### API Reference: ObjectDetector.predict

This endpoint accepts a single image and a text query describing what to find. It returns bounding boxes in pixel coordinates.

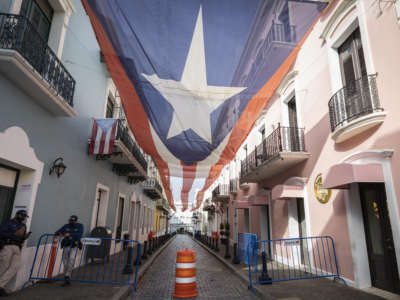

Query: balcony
[229,179,238,195]
[156,198,169,213]
[212,184,230,203]
[266,21,296,49]
[202,199,215,213]
[0,13,76,116]
[90,119,148,183]
[142,178,163,200]
[328,74,386,143]
[240,125,309,183]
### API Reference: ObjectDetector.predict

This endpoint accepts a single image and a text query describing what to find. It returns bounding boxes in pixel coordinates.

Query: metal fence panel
[26,234,141,293]
[247,236,346,289]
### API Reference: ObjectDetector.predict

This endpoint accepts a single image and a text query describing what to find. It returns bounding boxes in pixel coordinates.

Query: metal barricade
[247,236,346,290]
[25,234,141,293]
[237,232,258,265]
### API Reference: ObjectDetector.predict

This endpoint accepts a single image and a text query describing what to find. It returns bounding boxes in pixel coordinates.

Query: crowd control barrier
[25,234,141,293]
[247,236,346,290]
[238,233,258,265]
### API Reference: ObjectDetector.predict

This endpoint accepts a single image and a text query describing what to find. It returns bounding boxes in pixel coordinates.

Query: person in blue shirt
[0,210,31,297]
[55,215,83,286]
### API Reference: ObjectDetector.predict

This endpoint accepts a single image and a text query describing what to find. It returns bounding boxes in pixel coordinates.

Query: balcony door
[20,0,53,42]
[359,183,400,294]
[338,29,371,121]
[287,97,300,152]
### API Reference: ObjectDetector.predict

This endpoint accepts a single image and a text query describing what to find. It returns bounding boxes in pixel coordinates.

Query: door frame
[0,163,20,223]
[342,150,400,288]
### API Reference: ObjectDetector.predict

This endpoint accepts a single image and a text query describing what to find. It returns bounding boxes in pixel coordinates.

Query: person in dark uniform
[55,215,83,286]
[0,210,31,297]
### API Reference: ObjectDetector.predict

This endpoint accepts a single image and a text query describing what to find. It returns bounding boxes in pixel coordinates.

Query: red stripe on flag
[89,120,98,155]
[180,163,197,212]
[98,131,106,155]
[108,120,117,154]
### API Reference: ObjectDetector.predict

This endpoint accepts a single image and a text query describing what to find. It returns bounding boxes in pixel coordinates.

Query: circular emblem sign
[314,173,331,204]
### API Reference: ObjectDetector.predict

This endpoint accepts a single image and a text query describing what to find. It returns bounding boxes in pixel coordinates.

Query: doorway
[0,165,19,224]
[359,183,400,294]
[260,205,272,258]
[296,198,307,264]
[244,208,250,233]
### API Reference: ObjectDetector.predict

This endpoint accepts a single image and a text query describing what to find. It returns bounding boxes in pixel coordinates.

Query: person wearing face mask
[55,215,84,287]
[0,210,31,297]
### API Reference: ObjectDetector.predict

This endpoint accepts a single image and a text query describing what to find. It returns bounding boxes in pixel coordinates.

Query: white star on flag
[142,6,246,144]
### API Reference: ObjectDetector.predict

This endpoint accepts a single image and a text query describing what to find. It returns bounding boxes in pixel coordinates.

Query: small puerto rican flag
[89,119,118,155]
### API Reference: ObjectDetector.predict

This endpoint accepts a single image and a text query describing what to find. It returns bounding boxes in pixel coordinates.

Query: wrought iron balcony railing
[142,177,163,199]
[0,13,75,106]
[212,184,230,199]
[241,125,306,178]
[266,21,297,46]
[328,74,383,132]
[116,120,148,172]
[229,178,238,194]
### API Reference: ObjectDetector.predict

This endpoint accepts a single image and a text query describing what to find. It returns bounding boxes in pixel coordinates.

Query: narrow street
[131,234,257,300]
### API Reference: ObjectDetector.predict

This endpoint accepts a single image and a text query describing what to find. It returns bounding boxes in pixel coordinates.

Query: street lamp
[49,157,67,178]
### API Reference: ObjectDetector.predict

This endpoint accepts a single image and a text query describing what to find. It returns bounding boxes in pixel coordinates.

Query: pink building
[206,0,400,294]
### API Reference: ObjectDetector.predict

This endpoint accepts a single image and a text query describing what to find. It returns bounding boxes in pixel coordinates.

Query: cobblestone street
[131,234,258,300]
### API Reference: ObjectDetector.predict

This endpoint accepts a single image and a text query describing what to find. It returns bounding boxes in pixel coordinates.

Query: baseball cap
[69,215,78,222]
[16,210,29,218]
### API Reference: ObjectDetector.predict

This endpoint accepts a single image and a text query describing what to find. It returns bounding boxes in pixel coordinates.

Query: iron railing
[212,184,229,198]
[240,125,306,178]
[229,178,238,194]
[116,120,148,172]
[266,21,297,46]
[0,13,75,106]
[328,74,382,132]
[142,177,163,196]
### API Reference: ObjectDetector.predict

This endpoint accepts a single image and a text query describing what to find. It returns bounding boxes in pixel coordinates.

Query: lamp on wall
[49,157,67,178]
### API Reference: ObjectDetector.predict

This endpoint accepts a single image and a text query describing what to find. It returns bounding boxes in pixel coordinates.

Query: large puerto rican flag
[82,0,326,211]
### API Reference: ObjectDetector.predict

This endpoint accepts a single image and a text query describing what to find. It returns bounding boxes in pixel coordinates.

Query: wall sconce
[49,157,67,178]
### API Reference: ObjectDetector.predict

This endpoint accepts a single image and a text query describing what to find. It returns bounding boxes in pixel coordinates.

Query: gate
[25,234,141,293]
[247,236,346,290]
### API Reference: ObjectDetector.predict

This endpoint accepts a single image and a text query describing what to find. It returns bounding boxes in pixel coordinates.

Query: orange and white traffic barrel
[47,235,60,279]
[173,248,197,298]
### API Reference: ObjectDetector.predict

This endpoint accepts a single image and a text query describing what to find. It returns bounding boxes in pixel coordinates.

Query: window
[91,185,109,230]
[106,96,114,118]
[142,206,146,234]
[20,0,53,42]
[115,196,125,240]
[0,165,19,224]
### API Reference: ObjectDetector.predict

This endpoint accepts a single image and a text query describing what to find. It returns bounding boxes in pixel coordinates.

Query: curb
[111,235,177,300]
[192,237,268,300]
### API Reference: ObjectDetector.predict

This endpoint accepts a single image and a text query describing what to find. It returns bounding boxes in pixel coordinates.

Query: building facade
[202,0,400,294]
[0,0,169,291]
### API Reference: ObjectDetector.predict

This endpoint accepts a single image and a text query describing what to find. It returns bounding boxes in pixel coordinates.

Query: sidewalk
[5,235,176,300]
[193,238,399,300]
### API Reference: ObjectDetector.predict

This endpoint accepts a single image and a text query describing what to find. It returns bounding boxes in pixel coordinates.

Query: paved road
[131,234,258,300]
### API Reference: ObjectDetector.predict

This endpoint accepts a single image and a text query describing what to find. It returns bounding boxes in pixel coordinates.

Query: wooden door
[359,183,400,294]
